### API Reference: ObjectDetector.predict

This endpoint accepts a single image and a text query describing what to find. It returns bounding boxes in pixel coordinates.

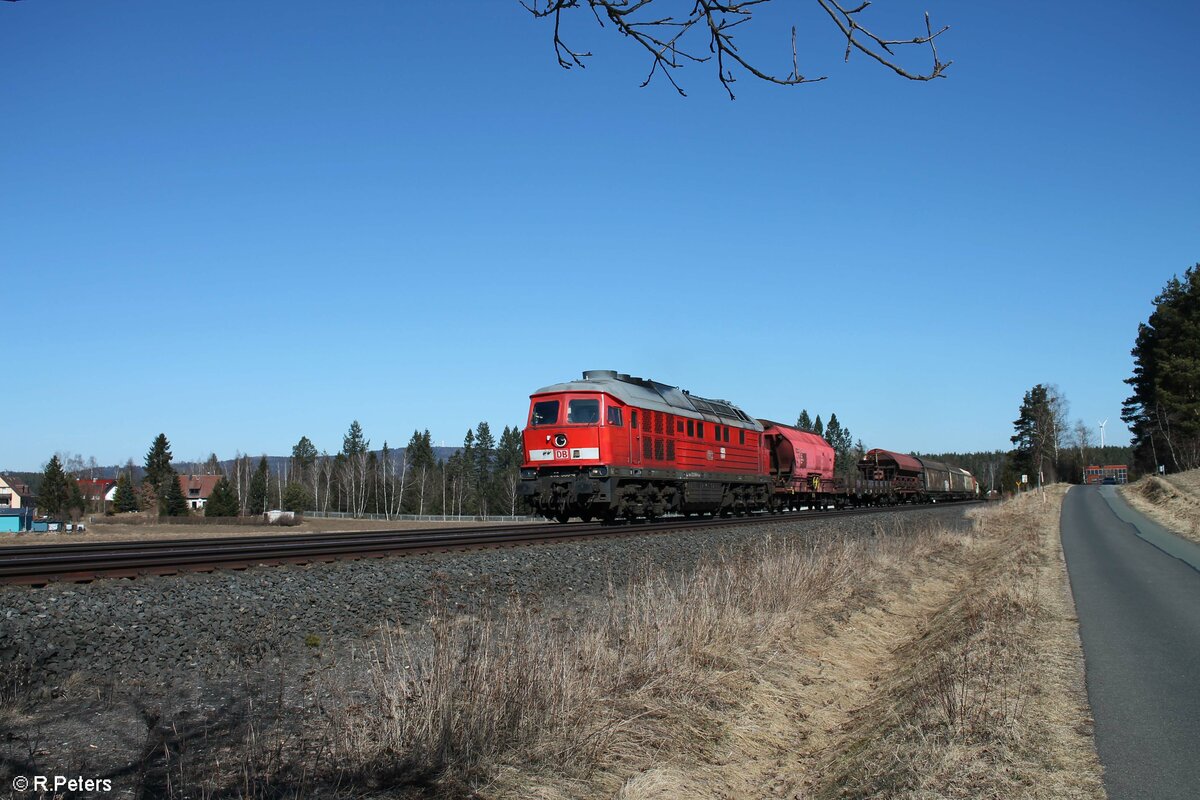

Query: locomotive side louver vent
[643,412,651,433]
[643,439,653,460]
[655,413,663,435]
[654,439,664,460]
[667,440,675,460]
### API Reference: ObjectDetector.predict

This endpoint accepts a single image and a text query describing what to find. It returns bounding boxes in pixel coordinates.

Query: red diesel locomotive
[517,370,769,522]
[518,371,978,522]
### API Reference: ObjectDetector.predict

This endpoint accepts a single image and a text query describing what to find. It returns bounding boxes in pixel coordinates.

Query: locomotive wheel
[555,511,571,524]
[579,512,593,523]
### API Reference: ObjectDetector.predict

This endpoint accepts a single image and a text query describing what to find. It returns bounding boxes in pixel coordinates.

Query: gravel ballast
[1,506,971,696]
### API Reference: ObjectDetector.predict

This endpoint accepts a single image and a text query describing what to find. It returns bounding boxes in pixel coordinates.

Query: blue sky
[2,1,1196,471]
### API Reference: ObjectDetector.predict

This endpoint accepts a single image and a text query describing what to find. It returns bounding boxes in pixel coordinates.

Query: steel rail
[0,502,978,586]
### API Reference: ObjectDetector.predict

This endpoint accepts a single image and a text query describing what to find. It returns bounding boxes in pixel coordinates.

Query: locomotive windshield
[567,399,600,424]
[531,400,559,426]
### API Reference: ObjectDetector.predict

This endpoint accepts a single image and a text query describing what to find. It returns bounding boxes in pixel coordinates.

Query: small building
[178,474,222,510]
[1084,465,1129,485]
[0,475,33,510]
[0,507,34,532]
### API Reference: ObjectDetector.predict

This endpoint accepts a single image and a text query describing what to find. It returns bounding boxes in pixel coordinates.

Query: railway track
[0,502,978,586]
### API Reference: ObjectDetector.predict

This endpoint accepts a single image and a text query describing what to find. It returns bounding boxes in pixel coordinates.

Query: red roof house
[178,474,223,510]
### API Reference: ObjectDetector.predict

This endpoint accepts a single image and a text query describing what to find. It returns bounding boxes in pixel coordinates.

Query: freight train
[518,370,978,523]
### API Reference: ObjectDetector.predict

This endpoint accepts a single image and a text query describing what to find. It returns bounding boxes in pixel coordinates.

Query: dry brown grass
[313,495,1103,799]
[1120,469,1200,544]
[807,487,1104,799]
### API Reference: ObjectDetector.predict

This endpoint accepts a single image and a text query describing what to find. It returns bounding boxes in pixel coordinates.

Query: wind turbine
[1098,419,1108,450]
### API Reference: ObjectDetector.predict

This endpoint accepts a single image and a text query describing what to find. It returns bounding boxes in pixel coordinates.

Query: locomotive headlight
[589,466,609,477]
[553,433,568,448]
[520,468,537,480]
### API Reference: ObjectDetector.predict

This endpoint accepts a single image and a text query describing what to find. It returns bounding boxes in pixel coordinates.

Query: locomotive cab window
[687,420,694,437]
[567,399,600,424]
[739,429,745,445]
[531,401,560,426]
[697,422,704,439]
[606,406,623,427]
[630,410,638,429]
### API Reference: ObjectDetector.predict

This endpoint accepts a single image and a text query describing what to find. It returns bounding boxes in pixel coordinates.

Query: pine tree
[342,421,369,456]
[825,414,843,449]
[1122,264,1200,472]
[205,476,240,517]
[67,480,86,519]
[1011,384,1058,486]
[496,425,524,471]
[473,421,496,514]
[474,422,495,479]
[403,429,437,515]
[281,483,312,512]
[813,415,824,438]
[143,434,175,497]
[160,475,189,516]
[796,410,812,431]
[38,455,70,516]
[112,472,138,513]
[203,453,223,475]
[406,429,435,470]
[293,436,318,470]
[460,429,476,514]
[248,456,270,514]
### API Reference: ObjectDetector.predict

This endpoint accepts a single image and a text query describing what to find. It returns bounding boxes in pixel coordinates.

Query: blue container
[0,508,33,532]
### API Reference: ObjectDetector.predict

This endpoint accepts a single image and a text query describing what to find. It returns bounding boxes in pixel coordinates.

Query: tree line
[272,421,527,519]
[37,419,528,520]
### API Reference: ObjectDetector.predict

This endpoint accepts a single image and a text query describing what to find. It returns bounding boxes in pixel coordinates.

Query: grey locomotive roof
[533,370,763,431]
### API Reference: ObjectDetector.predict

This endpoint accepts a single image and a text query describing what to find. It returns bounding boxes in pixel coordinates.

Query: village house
[77,478,118,509]
[0,475,32,509]
[178,474,222,510]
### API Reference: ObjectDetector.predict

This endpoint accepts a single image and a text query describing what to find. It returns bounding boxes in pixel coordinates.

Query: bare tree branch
[523,0,950,99]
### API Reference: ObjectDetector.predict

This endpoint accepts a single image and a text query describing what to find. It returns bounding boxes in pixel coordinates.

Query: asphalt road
[1060,485,1200,800]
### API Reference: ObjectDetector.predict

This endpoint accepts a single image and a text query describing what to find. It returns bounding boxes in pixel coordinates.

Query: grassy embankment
[1120,468,1200,545]
[322,491,1103,799]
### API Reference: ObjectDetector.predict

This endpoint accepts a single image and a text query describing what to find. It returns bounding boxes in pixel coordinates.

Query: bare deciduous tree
[523,0,951,98]
[1072,419,1092,465]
